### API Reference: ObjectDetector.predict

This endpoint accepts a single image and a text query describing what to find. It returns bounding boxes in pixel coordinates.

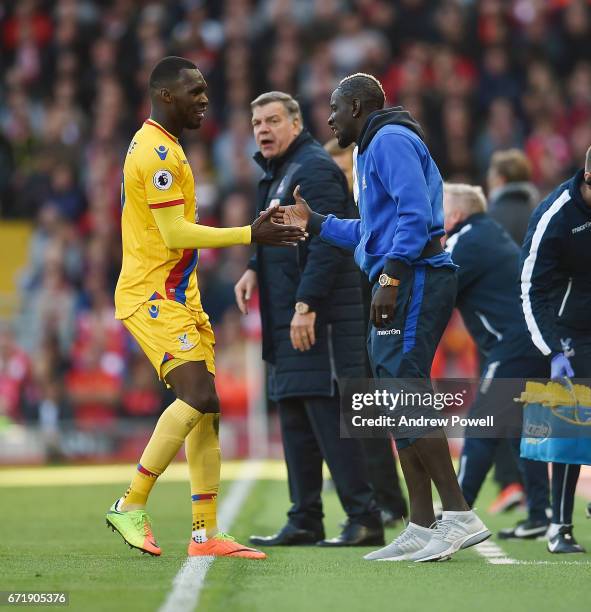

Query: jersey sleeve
[140,149,185,209]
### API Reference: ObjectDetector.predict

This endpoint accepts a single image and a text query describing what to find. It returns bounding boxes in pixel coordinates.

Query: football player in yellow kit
[106,56,306,559]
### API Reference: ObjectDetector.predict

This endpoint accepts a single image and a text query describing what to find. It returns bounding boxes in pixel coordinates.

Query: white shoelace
[430,518,466,542]
[391,527,426,552]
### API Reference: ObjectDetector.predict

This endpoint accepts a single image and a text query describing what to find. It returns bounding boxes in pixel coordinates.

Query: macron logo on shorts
[376,328,401,336]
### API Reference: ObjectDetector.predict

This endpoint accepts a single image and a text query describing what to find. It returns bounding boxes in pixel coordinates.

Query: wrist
[378,273,400,288]
[295,301,311,315]
[308,212,326,236]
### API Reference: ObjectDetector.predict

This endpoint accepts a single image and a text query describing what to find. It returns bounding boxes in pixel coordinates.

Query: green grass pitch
[1,464,591,612]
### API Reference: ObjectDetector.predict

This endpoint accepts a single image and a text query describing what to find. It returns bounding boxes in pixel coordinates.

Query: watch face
[378,274,387,287]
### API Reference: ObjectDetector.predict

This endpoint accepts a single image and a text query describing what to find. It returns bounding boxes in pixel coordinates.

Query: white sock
[192,528,208,543]
[547,523,566,539]
[408,522,432,535]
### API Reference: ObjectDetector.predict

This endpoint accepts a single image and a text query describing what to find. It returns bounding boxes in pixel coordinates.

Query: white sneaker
[411,510,491,562]
[364,523,432,561]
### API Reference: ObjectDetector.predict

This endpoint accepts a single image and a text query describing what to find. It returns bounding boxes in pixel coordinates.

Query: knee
[177,387,220,414]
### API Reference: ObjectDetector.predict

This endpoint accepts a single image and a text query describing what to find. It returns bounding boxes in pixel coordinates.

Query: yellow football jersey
[115,119,202,319]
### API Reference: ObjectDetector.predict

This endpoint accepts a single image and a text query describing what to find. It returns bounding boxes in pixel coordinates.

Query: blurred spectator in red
[65,333,121,428]
[0,323,32,422]
[121,353,162,419]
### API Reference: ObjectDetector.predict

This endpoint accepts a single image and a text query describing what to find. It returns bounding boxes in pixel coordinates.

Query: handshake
[251,185,312,243]
[237,186,318,353]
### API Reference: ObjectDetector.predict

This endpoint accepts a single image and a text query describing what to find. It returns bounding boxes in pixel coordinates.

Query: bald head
[337,73,386,112]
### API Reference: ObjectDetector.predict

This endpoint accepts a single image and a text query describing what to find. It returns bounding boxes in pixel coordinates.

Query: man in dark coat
[234,91,383,547]
[487,148,539,245]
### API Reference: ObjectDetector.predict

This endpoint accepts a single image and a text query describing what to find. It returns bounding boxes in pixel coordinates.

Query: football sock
[547,522,569,539]
[122,399,203,510]
[186,413,220,541]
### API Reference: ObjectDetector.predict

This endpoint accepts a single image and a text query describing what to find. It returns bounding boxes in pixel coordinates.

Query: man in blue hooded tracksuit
[277,73,490,562]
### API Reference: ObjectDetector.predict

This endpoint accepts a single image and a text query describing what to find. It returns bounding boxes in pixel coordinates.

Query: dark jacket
[488,181,538,246]
[249,130,366,401]
[519,169,591,357]
[445,212,537,360]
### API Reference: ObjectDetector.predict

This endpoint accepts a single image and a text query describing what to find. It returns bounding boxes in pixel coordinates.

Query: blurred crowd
[0,0,590,431]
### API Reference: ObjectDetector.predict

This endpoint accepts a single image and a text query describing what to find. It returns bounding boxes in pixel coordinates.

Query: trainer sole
[376,554,451,562]
[105,518,161,557]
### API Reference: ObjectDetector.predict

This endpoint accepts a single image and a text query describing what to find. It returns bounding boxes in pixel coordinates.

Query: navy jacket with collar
[249,130,366,401]
[445,212,536,360]
[519,169,591,357]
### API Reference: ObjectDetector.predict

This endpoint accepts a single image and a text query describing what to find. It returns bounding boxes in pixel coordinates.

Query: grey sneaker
[364,523,431,561]
[411,511,491,563]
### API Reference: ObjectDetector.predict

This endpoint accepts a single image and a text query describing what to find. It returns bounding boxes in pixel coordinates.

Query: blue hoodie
[310,108,454,281]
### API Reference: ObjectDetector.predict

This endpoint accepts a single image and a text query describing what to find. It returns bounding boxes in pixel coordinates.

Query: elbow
[160,231,179,250]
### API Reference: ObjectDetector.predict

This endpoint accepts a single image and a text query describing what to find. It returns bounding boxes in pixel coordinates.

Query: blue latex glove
[551,352,575,380]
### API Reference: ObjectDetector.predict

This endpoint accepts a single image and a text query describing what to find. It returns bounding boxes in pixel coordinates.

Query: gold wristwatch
[295,302,310,314]
[378,273,400,288]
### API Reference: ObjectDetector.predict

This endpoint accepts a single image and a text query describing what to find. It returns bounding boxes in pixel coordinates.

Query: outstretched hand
[251,204,308,246]
[265,185,312,230]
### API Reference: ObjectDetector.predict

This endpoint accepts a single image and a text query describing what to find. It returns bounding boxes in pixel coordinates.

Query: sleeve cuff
[308,212,327,236]
[242,225,252,244]
[383,258,411,280]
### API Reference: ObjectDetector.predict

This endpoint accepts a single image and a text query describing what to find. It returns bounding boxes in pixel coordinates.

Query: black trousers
[459,352,551,521]
[278,391,380,529]
[360,437,408,517]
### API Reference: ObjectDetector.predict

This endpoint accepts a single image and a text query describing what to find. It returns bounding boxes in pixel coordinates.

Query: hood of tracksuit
[356,107,425,154]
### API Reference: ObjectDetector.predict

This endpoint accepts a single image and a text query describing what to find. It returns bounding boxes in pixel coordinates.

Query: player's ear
[352,98,361,118]
[159,87,172,104]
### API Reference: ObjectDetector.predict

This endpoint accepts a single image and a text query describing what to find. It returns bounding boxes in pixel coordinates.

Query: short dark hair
[337,73,385,110]
[149,56,197,90]
[489,149,532,183]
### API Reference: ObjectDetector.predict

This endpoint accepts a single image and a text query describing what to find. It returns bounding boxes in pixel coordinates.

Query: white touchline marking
[159,460,264,612]
[474,541,518,565]
[473,541,591,566]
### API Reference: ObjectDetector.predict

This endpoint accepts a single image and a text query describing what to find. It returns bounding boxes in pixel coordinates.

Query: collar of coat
[253,129,312,176]
[447,212,486,239]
